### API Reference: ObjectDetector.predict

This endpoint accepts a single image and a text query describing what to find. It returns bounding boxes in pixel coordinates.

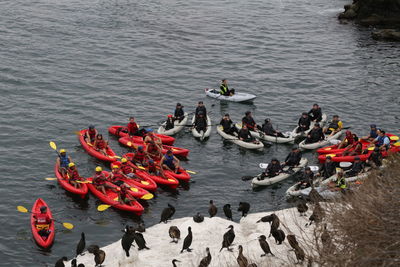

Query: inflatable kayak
[54,163,88,198]
[157,113,188,136]
[235,123,294,144]
[86,177,144,215]
[31,198,55,249]
[111,162,157,192]
[216,125,264,150]
[108,126,175,145]
[118,137,190,158]
[299,130,343,150]
[251,158,308,188]
[289,113,327,139]
[78,129,118,162]
[205,88,257,102]
[191,115,212,140]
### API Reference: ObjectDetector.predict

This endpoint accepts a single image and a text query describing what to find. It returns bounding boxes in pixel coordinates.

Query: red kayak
[108,125,175,145]
[318,145,399,163]
[164,167,191,181]
[31,198,55,249]
[111,162,158,192]
[119,137,190,158]
[86,176,145,215]
[54,163,88,198]
[123,153,180,189]
[78,129,118,162]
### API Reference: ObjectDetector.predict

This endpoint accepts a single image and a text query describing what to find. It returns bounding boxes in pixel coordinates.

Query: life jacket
[88,129,97,140]
[174,108,184,118]
[134,150,145,162]
[127,122,138,135]
[353,141,363,154]
[96,139,106,149]
[121,163,133,174]
[336,176,346,189]
[220,84,228,95]
[148,164,157,174]
[93,173,106,185]
[242,116,256,130]
[147,143,158,153]
[119,189,129,201]
[328,120,340,130]
[67,168,80,181]
[36,213,51,225]
[163,154,174,168]
[59,154,70,168]
[111,170,124,182]
[165,119,174,130]
[220,119,232,132]
[370,129,378,139]
[345,134,354,145]
[376,135,389,147]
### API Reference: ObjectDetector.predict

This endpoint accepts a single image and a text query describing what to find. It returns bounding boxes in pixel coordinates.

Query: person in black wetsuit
[305,123,324,144]
[366,147,383,168]
[242,111,257,131]
[219,114,238,135]
[194,112,208,133]
[261,118,285,138]
[308,104,323,122]
[296,112,311,133]
[318,156,337,179]
[283,145,302,167]
[174,103,185,122]
[262,158,282,178]
[345,157,364,177]
[238,125,254,142]
[165,115,175,131]
[195,101,207,118]
[296,167,314,190]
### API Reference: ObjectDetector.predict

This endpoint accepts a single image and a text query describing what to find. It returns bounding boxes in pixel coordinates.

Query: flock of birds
[54,192,332,267]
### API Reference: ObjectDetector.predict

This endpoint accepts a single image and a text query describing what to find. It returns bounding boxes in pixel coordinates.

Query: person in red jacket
[93,167,117,195]
[84,125,98,145]
[94,134,108,155]
[118,184,134,206]
[34,206,52,238]
[127,117,139,136]
[66,162,83,189]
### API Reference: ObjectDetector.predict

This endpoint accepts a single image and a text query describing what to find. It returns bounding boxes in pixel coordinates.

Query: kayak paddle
[17,205,74,230]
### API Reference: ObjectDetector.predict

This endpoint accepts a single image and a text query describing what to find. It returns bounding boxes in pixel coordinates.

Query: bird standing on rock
[169,226,181,243]
[94,248,106,267]
[306,202,324,226]
[287,234,299,250]
[271,229,285,244]
[172,259,180,267]
[160,203,176,223]
[269,214,280,237]
[181,226,193,253]
[133,230,150,250]
[237,245,248,267]
[55,257,67,267]
[238,202,250,217]
[297,201,308,216]
[121,225,135,257]
[293,244,305,263]
[193,212,204,223]
[223,204,233,220]
[76,232,86,256]
[208,200,217,217]
[256,214,274,223]
[220,225,235,252]
[71,259,77,267]
[258,235,274,256]
[198,247,211,267]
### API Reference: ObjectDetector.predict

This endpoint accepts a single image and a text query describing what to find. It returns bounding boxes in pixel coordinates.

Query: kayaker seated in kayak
[366,147,383,168]
[93,166,118,195]
[242,111,258,131]
[174,103,185,122]
[308,104,323,122]
[373,130,390,151]
[220,79,235,96]
[318,156,337,179]
[57,149,72,176]
[118,184,134,206]
[109,165,130,187]
[296,112,311,133]
[84,125,98,145]
[94,134,108,155]
[337,130,355,149]
[345,157,364,177]
[219,114,238,136]
[283,145,302,167]
[147,159,167,179]
[323,115,343,136]
[34,206,52,238]
[145,140,162,160]
[194,112,208,133]
[162,150,180,173]
[238,125,259,143]
[165,115,175,131]
[195,101,207,118]
[296,167,314,190]
[342,136,363,156]
[66,162,83,189]
[144,130,163,148]
[260,158,282,179]
[132,146,147,165]
[305,123,324,144]
[328,170,346,191]
[127,117,147,137]
[362,124,378,141]
[120,158,138,178]
[260,118,285,138]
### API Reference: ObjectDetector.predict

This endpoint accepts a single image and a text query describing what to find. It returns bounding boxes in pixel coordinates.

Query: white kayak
[191,115,212,140]
[251,158,308,188]
[157,113,188,136]
[289,113,327,139]
[235,123,294,144]
[204,88,257,103]
[216,126,264,150]
[298,130,343,150]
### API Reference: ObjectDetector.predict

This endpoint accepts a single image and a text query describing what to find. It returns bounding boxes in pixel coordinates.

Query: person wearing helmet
[318,156,337,179]
[132,146,147,165]
[147,158,166,178]
[219,114,238,136]
[283,145,302,167]
[261,158,282,179]
[56,149,72,176]
[165,114,175,131]
[93,166,117,195]
[109,165,129,187]
[261,118,285,138]
[366,147,383,168]
[145,140,162,160]
[120,158,137,178]
[118,184,134,206]
[305,123,325,144]
[323,115,343,136]
[34,206,52,238]
[161,150,180,173]
[296,166,314,190]
[195,101,207,118]
[66,162,83,188]
[345,157,364,177]
[193,111,208,133]
[94,134,108,156]
[84,125,98,145]
[343,136,363,156]
[308,104,323,122]
[174,103,185,122]
[296,112,311,133]
[242,111,257,131]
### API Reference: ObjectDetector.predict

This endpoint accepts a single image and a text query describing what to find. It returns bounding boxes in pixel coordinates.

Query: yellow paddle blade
[62,222,74,230]
[111,155,121,159]
[130,187,139,192]
[168,178,176,182]
[113,197,119,201]
[127,141,132,147]
[186,170,196,174]
[141,181,150,185]
[49,141,57,151]
[74,131,82,136]
[97,204,112,211]
[172,148,178,151]
[138,166,146,170]
[326,154,336,158]
[17,206,28,213]
[140,193,154,200]
[368,146,375,151]
[324,147,332,151]
[394,142,400,147]
[390,136,399,141]
[45,177,57,181]
[77,180,91,184]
